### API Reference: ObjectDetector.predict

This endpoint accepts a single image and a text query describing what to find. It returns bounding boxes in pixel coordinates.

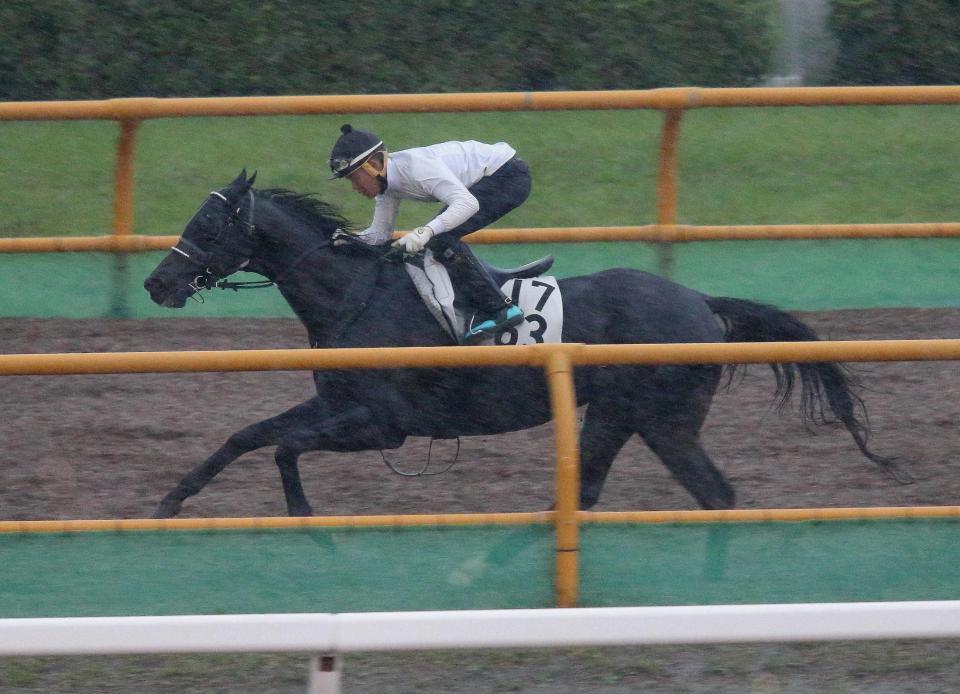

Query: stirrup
[463,305,524,343]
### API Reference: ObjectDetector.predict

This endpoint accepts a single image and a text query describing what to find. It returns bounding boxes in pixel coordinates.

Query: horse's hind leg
[579,407,634,509]
[579,400,734,510]
[634,365,734,509]
[640,429,734,509]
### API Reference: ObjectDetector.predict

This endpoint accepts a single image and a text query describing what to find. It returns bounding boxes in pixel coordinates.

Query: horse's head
[144,169,259,308]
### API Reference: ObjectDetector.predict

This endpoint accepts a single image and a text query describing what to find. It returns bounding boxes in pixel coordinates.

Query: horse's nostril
[144,276,165,295]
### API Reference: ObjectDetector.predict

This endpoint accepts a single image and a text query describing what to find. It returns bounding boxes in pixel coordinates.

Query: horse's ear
[225,169,256,200]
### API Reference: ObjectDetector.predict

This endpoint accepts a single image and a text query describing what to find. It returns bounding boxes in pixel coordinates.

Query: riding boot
[428,236,524,343]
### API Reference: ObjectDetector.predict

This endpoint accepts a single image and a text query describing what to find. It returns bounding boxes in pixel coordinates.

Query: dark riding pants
[426,156,532,251]
[426,157,532,313]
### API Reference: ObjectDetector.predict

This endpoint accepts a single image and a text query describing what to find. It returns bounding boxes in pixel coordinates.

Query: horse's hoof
[289,505,314,517]
[152,499,182,518]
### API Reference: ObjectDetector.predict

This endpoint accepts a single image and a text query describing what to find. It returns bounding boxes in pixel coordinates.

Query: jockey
[328,123,531,343]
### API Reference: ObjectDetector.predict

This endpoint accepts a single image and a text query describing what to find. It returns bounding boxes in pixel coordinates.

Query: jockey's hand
[392,226,434,255]
[332,227,350,247]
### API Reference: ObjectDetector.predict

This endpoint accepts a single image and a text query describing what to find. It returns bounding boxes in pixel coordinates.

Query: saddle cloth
[405,251,563,345]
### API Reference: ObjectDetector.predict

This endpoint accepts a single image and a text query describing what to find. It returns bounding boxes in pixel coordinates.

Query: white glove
[392,226,434,254]
[331,227,350,246]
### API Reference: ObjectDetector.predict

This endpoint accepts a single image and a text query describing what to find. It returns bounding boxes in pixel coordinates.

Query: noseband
[170,190,260,296]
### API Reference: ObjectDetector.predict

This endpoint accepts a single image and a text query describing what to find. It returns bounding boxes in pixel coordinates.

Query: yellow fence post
[113,119,140,237]
[655,108,683,278]
[110,119,140,317]
[545,348,581,608]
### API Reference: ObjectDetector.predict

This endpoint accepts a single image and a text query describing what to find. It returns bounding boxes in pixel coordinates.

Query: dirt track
[2,309,959,520]
[1,309,960,691]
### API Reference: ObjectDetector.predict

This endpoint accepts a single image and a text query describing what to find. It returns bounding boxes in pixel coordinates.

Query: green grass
[678,106,960,224]
[2,106,959,237]
[3,105,960,315]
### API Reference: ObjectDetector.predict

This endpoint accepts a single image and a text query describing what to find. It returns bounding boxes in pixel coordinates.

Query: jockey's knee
[426,233,464,261]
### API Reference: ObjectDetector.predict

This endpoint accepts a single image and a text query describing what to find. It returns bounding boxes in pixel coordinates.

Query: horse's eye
[196,216,220,239]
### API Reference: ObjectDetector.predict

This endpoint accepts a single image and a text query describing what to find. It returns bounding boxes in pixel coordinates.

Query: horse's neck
[253,208,448,347]
[296,256,448,348]
[276,249,375,345]
[343,260,452,347]
[244,213,357,343]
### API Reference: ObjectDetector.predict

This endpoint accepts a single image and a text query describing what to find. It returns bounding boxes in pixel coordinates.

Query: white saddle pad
[488,276,562,345]
[405,253,564,345]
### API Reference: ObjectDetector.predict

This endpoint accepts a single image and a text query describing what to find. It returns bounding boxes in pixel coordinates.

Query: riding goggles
[329,140,384,179]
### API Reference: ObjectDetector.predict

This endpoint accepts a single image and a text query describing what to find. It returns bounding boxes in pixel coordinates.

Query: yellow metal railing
[3,86,960,251]
[5,86,960,604]
[3,337,960,606]
[8,222,960,254]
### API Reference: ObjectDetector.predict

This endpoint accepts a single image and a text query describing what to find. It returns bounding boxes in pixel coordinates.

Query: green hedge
[0,0,775,100]
[828,0,960,85]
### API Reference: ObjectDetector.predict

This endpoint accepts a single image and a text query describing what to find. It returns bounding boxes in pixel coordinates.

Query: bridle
[167,188,381,302]
[169,190,272,298]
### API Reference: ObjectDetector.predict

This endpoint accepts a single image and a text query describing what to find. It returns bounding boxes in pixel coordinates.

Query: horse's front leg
[274,445,313,517]
[272,405,403,517]
[153,399,324,518]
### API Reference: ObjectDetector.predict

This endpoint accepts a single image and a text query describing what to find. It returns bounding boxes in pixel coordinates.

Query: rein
[216,238,337,291]
[171,190,342,296]
[170,191,394,326]
[215,278,276,291]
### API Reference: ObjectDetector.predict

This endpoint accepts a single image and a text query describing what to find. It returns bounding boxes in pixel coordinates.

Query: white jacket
[353,140,516,244]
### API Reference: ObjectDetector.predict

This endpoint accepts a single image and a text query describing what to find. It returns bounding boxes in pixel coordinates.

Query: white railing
[5,602,960,656]
[4,602,960,693]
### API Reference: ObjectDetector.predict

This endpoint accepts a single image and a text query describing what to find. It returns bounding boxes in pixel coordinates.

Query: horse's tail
[705,296,905,481]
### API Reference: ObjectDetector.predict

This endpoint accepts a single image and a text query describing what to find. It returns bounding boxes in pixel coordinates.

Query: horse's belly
[401,366,552,437]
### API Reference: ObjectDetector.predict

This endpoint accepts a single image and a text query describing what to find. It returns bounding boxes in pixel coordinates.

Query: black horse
[144,170,894,517]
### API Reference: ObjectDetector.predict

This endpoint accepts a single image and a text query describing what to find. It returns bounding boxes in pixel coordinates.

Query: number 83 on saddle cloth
[405,254,563,346]
[492,277,562,345]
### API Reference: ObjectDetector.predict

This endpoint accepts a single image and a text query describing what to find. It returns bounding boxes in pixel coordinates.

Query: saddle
[406,252,555,343]
[332,233,559,343]
[481,256,555,286]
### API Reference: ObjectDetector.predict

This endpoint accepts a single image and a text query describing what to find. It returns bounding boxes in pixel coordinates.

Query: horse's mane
[258,188,354,237]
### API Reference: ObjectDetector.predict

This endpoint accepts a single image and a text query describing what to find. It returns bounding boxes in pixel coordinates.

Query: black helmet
[328,124,385,179]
